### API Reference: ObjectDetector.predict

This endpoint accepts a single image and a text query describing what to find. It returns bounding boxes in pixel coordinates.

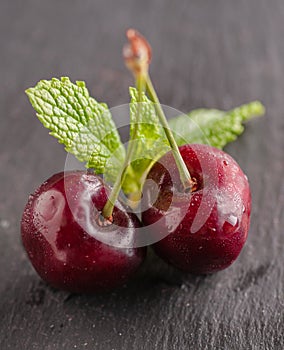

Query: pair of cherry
[21,143,250,293]
[21,29,251,293]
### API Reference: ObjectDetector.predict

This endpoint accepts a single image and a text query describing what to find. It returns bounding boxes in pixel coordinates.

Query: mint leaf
[26,77,125,182]
[26,79,264,197]
[168,101,265,149]
[122,87,170,194]
[123,89,264,194]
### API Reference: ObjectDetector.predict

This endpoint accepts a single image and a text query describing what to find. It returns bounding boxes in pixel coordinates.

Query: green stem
[102,75,146,219]
[145,74,193,190]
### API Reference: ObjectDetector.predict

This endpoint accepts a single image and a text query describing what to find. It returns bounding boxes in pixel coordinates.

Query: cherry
[21,171,146,293]
[142,144,251,274]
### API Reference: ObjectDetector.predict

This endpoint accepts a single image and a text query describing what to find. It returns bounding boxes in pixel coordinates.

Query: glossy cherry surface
[21,171,146,293]
[142,144,251,274]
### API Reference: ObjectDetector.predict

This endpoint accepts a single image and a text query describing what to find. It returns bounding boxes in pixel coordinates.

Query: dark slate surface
[0,0,283,349]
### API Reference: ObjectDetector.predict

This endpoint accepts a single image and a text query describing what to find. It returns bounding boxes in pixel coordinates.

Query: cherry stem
[124,28,193,191]
[102,28,193,219]
[144,74,193,191]
[102,72,146,220]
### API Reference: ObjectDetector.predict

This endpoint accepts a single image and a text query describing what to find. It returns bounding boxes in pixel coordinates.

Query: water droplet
[223,160,229,166]
[242,205,246,213]
[223,214,239,234]
[227,214,238,226]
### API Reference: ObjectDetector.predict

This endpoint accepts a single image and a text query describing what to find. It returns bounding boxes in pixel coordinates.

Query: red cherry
[142,144,251,274]
[21,171,146,293]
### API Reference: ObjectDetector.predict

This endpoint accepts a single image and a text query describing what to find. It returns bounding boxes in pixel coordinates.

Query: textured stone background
[0,0,283,349]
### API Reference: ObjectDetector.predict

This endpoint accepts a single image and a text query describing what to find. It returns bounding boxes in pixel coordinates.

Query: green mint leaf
[26,77,125,182]
[26,79,264,198]
[122,87,170,194]
[168,101,265,149]
[123,88,264,195]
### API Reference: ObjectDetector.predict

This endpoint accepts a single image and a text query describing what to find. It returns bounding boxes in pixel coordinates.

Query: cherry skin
[21,171,146,293]
[142,144,251,274]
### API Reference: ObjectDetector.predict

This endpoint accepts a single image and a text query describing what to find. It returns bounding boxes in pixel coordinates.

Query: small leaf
[168,101,265,149]
[26,77,125,182]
